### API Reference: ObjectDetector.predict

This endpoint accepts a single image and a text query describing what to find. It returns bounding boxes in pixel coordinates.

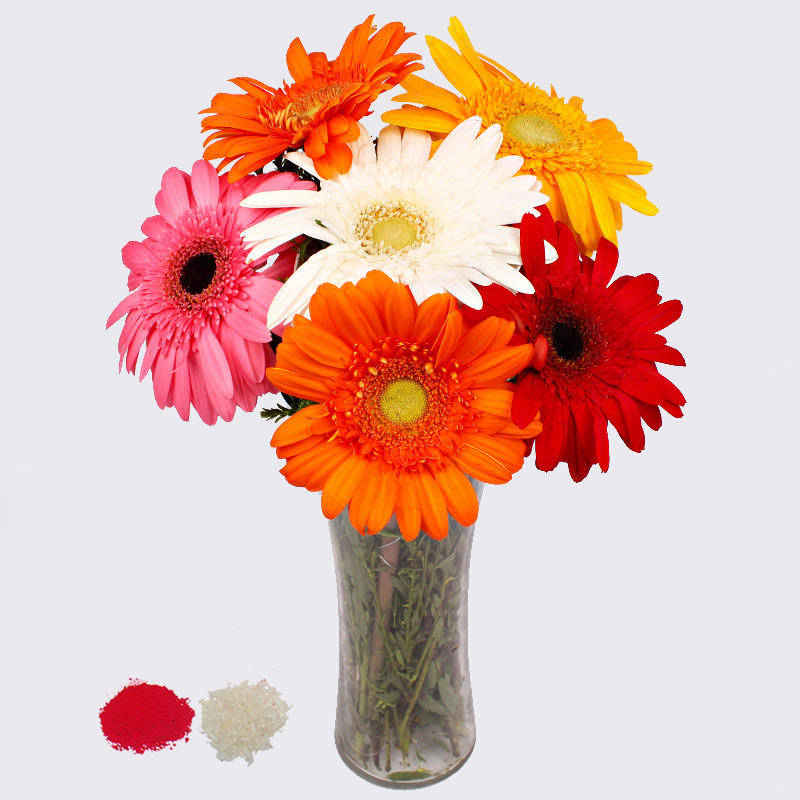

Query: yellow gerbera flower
[382,17,657,255]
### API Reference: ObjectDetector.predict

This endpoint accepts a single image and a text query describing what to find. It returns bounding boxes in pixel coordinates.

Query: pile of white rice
[200,680,289,765]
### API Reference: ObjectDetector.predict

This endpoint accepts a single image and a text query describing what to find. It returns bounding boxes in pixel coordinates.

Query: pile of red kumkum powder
[100,681,194,753]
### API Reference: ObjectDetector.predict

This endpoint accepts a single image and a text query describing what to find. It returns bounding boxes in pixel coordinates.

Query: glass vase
[329,481,483,788]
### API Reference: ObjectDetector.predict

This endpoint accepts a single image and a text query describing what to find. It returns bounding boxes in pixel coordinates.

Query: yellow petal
[554,170,592,235]
[382,105,461,134]
[601,174,658,216]
[426,35,485,97]
[581,170,617,242]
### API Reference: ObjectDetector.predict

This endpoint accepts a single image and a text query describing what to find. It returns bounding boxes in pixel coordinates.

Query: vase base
[335,733,475,790]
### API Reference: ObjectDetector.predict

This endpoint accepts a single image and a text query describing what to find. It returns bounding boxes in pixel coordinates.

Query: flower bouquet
[108,15,685,787]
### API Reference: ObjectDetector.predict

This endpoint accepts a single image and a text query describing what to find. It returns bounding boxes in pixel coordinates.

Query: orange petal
[433,462,479,527]
[470,387,514,417]
[367,471,399,535]
[275,433,328,460]
[453,442,512,484]
[270,403,329,447]
[417,468,449,540]
[395,472,422,541]
[383,280,417,340]
[433,310,463,368]
[282,439,349,488]
[265,368,330,403]
[305,443,352,492]
[412,293,454,344]
[276,341,341,379]
[327,141,354,174]
[321,453,370,519]
[461,433,525,474]
[286,37,313,83]
[291,317,353,369]
[461,343,533,386]
[453,317,513,364]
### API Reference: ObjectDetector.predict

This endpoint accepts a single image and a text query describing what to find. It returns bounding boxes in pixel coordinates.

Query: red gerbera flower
[463,209,686,481]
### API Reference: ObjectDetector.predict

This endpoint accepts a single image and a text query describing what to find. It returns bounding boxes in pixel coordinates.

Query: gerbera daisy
[266,271,542,540]
[107,160,317,424]
[200,16,421,182]
[462,210,685,481]
[382,17,657,255]
[240,117,554,328]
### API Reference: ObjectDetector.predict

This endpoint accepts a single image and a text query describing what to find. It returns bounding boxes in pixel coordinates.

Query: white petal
[439,278,483,309]
[284,150,319,178]
[242,208,314,241]
[400,128,432,167]
[246,228,306,263]
[377,125,403,164]
[241,189,323,209]
[267,257,342,328]
[463,255,534,294]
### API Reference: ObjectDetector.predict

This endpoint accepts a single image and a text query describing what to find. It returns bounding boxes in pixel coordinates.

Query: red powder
[100,681,195,753]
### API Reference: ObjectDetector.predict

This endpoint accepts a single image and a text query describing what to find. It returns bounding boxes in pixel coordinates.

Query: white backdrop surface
[2,1,798,798]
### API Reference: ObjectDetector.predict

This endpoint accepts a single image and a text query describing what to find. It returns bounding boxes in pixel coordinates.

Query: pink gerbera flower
[107,160,317,424]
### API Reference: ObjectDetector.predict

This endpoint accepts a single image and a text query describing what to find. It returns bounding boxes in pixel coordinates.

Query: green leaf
[437,676,458,715]
[260,396,316,422]
[418,693,449,716]
[388,769,433,782]
[390,575,410,599]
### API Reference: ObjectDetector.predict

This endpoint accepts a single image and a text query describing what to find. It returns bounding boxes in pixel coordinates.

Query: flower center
[370,218,418,251]
[164,235,232,313]
[379,378,428,425]
[355,202,430,256]
[505,113,564,147]
[551,320,583,361]
[179,252,217,295]
[285,83,350,123]
[328,337,477,469]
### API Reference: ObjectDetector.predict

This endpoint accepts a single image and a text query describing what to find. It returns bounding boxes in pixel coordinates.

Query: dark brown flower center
[551,320,584,361]
[180,252,217,295]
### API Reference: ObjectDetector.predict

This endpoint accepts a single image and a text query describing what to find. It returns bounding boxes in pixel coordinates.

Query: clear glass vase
[329,481,483,788]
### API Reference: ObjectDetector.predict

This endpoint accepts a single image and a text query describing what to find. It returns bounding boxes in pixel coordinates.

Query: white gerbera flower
[240,117,556,328]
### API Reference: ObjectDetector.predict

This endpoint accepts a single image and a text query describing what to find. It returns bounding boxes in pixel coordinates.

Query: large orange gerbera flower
[201,16,421,181]
[382,17,657,255]
[266,271,541,540]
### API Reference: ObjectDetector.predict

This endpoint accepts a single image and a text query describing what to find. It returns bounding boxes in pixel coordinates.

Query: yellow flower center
[379,378,428,425]
[355,201,431,256]
[505,114,564,147]
[370,218,418,250]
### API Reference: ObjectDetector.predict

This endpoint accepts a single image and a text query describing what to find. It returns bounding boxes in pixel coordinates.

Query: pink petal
[225,306,271,343]
[152,342,177,408]
[125,317,150,374]
[191,159,221,208]
[188,352,217,425]
[155,167,191,227]
[139,329,162,380]
[244,338,266,382]
[172,359,191,421]
[198,326,234,399]
[140,214,171,241]
[107,293,140,329]
[220,321,259,383]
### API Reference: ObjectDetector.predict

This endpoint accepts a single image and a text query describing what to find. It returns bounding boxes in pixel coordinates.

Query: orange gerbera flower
[201,16,421,181]
[266,271,541,541]
[382,17,657,255]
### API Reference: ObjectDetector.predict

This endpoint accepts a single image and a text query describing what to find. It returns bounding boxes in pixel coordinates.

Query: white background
[2,1,798,798]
